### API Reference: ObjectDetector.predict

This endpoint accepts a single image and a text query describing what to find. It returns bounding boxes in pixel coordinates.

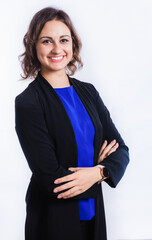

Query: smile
[48,55,65,63]
[51,56,64,60]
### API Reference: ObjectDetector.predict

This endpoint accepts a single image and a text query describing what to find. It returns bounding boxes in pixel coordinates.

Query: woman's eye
[42,40,52,44]
[61,39,69,43]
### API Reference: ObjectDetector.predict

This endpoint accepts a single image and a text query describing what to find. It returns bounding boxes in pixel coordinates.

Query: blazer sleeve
[15,92,75,198]
[93,86,130,188]
[15,90,99,199]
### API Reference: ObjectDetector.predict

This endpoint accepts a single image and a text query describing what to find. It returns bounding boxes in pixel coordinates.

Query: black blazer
[15,72,129,240]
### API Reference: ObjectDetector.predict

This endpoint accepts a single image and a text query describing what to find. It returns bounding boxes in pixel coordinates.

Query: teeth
[51,56,64,60]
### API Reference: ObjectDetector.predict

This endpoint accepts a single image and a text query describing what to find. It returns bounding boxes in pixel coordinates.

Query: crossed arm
[15,86,129,199]
[53,139,119,199]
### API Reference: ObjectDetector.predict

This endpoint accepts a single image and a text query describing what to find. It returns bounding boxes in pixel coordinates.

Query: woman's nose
[51,42,62,54]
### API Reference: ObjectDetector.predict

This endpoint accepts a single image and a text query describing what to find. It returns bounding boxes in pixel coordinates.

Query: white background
[0,0,152,239]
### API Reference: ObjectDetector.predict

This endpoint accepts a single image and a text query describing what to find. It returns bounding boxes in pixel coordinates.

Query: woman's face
[36,20,73,74]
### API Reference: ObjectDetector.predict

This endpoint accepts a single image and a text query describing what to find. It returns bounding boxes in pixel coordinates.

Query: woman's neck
[40,69,71,88]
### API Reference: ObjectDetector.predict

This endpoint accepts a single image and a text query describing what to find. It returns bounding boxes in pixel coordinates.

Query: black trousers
[80,217,95,240]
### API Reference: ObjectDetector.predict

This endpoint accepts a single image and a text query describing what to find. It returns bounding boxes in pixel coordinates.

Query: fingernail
[54,180,58,184]
[54,189,58,193]
[57,195,62,199]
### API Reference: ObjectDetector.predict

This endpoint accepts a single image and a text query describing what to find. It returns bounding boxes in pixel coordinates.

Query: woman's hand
[53,139,119,199]
[98,139,119,164]
[53,166,101,199]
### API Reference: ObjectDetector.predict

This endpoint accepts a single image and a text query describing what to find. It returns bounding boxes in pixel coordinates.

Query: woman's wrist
[93,166,103,183]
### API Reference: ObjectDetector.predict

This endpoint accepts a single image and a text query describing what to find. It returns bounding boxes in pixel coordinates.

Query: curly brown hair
[19,7,83,79]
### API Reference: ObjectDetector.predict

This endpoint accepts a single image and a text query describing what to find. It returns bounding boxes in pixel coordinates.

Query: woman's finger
[106,143,119,156]
[68,167,80,172]
[98,140,118,163]
[54,171,76,184]
[63,189,82,199]
[102,140,117,156]
[98,140,107,157]
[53,179,76,193]
[101,140,115,155]
[57,186,80,199]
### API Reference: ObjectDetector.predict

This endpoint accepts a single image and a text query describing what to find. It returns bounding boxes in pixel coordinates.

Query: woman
[15,7,129,240]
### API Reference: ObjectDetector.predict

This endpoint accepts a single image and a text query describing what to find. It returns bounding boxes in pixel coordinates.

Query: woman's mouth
[48,56,65,63]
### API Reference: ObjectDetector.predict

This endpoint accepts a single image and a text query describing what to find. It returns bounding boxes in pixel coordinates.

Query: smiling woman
[35,20,73,82]
[19,7,83,80]
[15,6,129,240]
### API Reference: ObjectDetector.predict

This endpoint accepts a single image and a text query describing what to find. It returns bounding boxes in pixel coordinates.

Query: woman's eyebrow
[39,35,71,40]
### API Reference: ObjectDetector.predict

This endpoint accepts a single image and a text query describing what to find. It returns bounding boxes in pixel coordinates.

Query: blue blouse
[54,85,95,220]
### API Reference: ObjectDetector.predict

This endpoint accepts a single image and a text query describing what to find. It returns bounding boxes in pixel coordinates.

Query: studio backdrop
[0,0,152,239]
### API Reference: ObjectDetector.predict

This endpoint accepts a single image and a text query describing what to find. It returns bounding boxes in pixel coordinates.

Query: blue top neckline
[54,85,73,90]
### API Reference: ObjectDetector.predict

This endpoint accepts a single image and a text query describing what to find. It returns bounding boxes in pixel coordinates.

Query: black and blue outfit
[15,72,129,240]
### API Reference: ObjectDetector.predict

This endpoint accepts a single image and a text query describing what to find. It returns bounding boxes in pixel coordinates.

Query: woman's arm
[94,87,130,187]
[15,90,101,200]
[15,94,74,198]
[53,86,129,199]
[53,140,119,199]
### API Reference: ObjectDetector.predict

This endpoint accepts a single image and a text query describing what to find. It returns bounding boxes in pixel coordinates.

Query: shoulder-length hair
[19,7,83,79]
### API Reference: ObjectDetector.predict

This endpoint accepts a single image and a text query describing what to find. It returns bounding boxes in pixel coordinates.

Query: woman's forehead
[39,20,71,38]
